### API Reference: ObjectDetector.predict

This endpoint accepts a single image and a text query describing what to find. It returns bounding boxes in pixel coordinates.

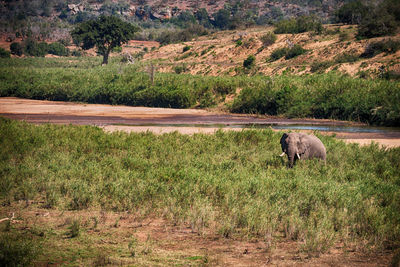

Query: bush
[285,45,307,59]
[334,52,359,63]
[48,42,69,56]
[174,64,187,74]
[10,42,23,56]
[310,61,334,73]
[259,32,277,47]
[243,55,256,69]
[0,233,40,267]
[182,45,191,53]
[269,47,288,61]
[24,39,48,57]
[274,15,322,34]
[0,48,10,58]
[357,9,397,38]
[361,39,400,58]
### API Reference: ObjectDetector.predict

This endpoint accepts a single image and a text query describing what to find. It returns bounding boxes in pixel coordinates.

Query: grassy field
[1,57,399,126]
[1,118,399,265]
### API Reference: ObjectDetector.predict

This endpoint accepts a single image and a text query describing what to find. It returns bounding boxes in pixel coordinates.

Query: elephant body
[280,132,326,168]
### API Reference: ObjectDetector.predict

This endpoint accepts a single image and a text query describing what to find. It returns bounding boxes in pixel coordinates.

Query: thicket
[0,58,399,126]
[0,119,399,255]
[274,15,323,34]
[335,0,400,38]
[361,39,400,58]
[230,73,400,126]
[269,45,307,61]
[10,39,70,57]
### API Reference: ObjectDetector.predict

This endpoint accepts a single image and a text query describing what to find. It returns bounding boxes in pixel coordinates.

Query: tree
[71,15,140,65]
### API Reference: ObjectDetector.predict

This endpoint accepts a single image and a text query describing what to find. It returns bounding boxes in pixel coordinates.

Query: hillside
[0,0,347,41]
[119,25,400,78]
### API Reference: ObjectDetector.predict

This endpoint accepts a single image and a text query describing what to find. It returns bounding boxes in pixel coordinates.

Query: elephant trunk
[288,152,295,168]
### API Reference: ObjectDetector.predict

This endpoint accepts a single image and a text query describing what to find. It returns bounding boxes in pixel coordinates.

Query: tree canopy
[71,15,140,65]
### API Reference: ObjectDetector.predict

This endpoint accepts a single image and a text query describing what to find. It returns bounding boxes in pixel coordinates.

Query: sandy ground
[1,97,400,148]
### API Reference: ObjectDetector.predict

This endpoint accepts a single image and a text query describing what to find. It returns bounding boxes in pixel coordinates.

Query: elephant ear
[280,133,288,149]
[297,136,309,154]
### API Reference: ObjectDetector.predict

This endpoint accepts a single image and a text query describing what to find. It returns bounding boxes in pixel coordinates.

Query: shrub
[361,39,400,58]
[269,47,288,61]
[0,47,10,58]
[274,15,322,34]
[48,42,69,56]
[235,39,243,47]
[23,39,48,57]
[0,233,40,266]
[174,64,187,74]
[357,9,397,38]
[243,55,256,69]
[10,42,23,56]
[334,52,359,63]
[310,61,334,73]
[285,45,307,59]
[339,31,350,41]
[259,32,277,47]
[182,45,191,53]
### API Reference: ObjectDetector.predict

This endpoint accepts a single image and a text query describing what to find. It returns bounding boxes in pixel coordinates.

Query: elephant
[279,132,326,168]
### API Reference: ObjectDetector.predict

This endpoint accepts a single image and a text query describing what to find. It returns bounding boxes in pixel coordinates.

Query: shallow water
[126,123,400,134]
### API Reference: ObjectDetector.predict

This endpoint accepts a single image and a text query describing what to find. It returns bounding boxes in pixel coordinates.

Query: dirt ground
[1,97,400,148]
[0,202,394,267]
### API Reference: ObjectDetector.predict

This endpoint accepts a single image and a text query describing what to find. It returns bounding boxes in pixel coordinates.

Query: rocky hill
[0,0,348,41]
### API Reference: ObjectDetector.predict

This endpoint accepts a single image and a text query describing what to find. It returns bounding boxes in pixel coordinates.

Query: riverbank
[1,97,400,147]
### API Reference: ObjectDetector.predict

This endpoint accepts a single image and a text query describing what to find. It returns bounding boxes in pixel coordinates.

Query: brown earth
[1,97,400,148]
[1,201,394,266]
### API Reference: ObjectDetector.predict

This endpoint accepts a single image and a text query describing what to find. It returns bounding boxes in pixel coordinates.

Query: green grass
[1,118,399,258]
[0,57,399,125]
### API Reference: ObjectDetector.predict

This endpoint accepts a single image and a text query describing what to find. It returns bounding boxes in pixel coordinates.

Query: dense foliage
[0,119,399,255]
[0,57,399,126]
[71,15,140,64]
[274,15,323,34]
[335,0,400,38]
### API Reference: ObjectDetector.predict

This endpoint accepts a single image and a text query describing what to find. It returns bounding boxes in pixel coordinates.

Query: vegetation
[274,15,322,34]
[361,39,400,58]
[269,45,307,61]
[243,55,256,69]
[0,118,399,262]
[0,48,10,58]
[259,32,277,47]
[335,0,400,38]
[230,73,400,126]
[71,15,140,65]
[0,57,399,126]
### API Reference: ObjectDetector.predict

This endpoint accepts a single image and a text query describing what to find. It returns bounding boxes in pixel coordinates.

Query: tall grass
[1,118,399,253]
[0,57,399,125]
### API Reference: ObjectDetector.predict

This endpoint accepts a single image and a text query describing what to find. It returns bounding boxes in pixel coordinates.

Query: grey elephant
[280,132,326,168]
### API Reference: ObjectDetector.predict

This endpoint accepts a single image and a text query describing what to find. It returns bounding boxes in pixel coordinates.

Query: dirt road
[1,97,400,148]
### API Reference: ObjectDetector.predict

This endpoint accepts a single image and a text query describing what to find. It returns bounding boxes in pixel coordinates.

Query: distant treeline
[1,58,399,126]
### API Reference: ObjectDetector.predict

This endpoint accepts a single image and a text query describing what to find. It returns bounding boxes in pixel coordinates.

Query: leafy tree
[213,9,232,30]
[335,0,368,24]
[357,9,397,38]
[71,15,140,65]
